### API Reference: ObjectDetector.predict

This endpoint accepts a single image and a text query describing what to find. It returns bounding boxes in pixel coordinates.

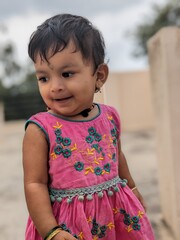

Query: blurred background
[0,0,179,239]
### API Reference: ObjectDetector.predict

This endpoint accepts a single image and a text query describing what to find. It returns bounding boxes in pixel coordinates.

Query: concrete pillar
[147,27,180,239]
[0,101,4,124]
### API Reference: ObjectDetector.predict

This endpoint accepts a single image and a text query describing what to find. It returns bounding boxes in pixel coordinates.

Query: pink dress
[25,104,155,240]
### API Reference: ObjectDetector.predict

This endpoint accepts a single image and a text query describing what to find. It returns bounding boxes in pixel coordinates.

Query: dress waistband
[49,176,127,203]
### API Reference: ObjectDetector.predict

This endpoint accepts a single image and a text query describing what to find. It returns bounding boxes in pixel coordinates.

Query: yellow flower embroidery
[93,237,98,240]
[113,207,119,214]
[78,232,84,240]
[107,115,113,120]
[138,210,144,218]
[107,222,115,230]
[94,159,100,165]
[85,166,94,175]
[53,121,62,129]
[126,225,133,233]
[51,152,57,160]
[87,148,95,155]
[71,143,77,151]
[87,216,92,223]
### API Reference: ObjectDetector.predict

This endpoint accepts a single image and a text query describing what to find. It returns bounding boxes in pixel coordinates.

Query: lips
[54,96,72,101]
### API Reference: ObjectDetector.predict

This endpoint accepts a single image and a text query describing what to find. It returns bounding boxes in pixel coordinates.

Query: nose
[50,78,64,92]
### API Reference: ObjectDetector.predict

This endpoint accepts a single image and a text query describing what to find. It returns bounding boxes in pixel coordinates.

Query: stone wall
[148,26,180,240]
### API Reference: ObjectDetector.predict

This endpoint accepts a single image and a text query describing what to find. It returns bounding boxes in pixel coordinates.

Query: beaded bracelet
[44,226,62,240]
[131,186,137,191]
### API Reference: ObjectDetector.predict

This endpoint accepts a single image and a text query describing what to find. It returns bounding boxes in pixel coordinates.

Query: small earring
[95,87,101,93]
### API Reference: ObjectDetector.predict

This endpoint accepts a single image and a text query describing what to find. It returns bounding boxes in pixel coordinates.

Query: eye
[62,72,74,78]
[38,77,48,82]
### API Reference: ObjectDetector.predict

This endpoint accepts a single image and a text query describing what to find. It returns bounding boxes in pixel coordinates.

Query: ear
[95,64,109,89]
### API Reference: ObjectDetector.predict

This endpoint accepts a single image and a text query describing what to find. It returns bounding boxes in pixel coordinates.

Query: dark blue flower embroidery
[132,223,141,230]
[74,162,84,171]
[111,128,117,137]
[88,127,97,135]
[113,138,117,146]
[63,149,72,158]
[103,163,111,172]
[56,136,63,144]
[54,145,63,155]
[112,153,116,161]
[100,225,107,232]
[94,133,102,142]
[132,216,139,223]
[62,137,71,146]
[91,228,98,235]
[124,218,131,226]
[91,220,108,238]
[86,135,94,143]
[91,144,101,153]
[120,209,126,214]
[120,209,142,231]
[94,167,102,176]
[98,232,105,238]
[54,129,62,136]
[59,223,78,238]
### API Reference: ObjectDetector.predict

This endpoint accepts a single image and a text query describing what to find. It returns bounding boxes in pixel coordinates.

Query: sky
[0,0,168,73]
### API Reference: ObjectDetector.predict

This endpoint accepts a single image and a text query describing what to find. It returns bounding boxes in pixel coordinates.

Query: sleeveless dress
[25,104,155,240]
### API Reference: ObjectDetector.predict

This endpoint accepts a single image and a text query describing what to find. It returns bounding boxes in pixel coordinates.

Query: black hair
[28,13,106,70]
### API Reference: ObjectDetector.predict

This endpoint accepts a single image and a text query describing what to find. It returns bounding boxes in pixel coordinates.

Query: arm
[23,123,76,240]
[118,139,147,211]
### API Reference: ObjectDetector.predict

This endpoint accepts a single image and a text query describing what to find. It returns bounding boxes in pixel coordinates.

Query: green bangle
[44,226,61,240]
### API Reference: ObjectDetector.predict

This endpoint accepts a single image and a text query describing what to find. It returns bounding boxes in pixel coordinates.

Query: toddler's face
[34,41,101,117]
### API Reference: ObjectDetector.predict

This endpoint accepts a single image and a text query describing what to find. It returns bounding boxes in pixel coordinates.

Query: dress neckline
[47,103,101,122]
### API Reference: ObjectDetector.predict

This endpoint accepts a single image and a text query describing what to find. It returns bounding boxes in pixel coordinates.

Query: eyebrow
[36,63,81,74]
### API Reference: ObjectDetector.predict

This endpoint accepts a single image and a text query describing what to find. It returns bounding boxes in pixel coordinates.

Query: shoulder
[24,112,50,142]
[99,103,121,135]
[99,103,120,119]
[25,112,49,130]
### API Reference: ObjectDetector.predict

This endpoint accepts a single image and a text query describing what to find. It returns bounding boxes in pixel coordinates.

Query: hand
[132,188,147,212]
[53,230,77,240]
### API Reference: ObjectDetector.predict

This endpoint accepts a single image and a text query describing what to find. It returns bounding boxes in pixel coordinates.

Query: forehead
[34,41,92,69]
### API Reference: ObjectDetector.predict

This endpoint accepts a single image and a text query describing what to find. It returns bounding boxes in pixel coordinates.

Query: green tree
[0,24,21,96]
[132,0,180,57]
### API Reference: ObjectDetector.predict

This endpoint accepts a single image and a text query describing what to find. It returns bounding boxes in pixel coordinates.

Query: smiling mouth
[54,96,72,101]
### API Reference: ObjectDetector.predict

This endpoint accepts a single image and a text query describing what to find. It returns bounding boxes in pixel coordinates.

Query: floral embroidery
[86,135,94,144]
[120,209,142,232]
[103,163,111,172]
[51,118,118,175]
[88,127,97,135]
[74,162,84,171]
[51,122,73,160]
[54,145,63,155]
[56,136,63,144]
[63,148,72,158]
[91,144,102,153]
[86,127,102,144]
[113,138,117,146]
[112,153,116,162]
[62,137,71,146]
[55,128,62,135]
[88,218,115,239]
[91,219,107,238]
[94,167,103,176]
[94,133,102,142]
[59,223,79,239]
[111,128,117,137]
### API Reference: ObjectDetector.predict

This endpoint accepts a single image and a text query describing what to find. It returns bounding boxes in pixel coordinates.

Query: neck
[79,104,95,117]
